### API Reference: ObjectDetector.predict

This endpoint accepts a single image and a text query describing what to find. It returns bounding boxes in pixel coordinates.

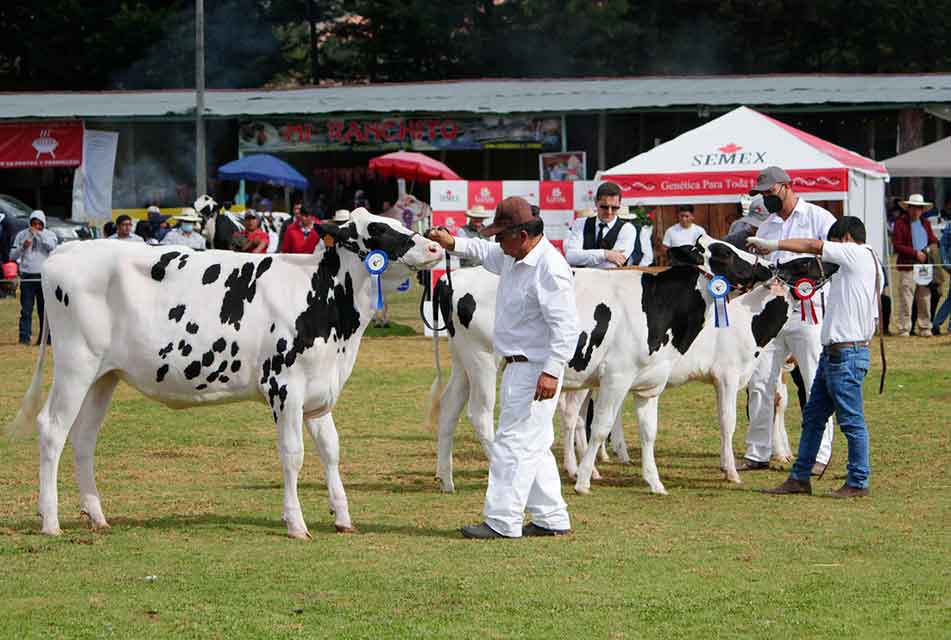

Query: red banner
[0,121,83,168]
[604,168,848,198]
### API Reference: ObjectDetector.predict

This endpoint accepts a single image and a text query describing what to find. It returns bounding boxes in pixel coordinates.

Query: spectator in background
[662,204,706,252]
[11,211,57,345]
[161,209,206,251]
[616,206,654,267]
[234,210,269,253]
[564,182,636,269]
[109,215,146,242]
[456,205,493,268]
[103,220,116,238]
[933,211,951,335]
[0,208,13,298]
[146,205,171,243]
[723,195,769,249]
[892,193,937,337]
[280,206,320,254]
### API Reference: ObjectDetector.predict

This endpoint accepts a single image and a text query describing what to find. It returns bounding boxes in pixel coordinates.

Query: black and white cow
[428,236,775,495]
[9,209,442,537]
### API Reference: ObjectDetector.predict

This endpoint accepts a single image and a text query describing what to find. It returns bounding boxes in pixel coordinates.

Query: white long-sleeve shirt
[452,235,579,379]
[755,198,837,265]
[564,216,638,269]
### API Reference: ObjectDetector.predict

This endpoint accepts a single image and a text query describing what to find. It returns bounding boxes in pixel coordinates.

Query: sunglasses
[598,205,621,211]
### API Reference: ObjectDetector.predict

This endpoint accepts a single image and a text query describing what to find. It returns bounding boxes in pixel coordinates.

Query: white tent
[599,106,890,257]
[883,136,951,177]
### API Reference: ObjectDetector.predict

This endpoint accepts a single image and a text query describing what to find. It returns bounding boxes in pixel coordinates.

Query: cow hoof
[436,477,455,493]
[772,454,793,464]
[615,453,632,465]
[591,467,602,481]
[723,471,742,484]
[335,525,356,534]
[287,529,313,540]
[80,510,111,531]
[41,526,62,536]
[649,487,668,496]
[574,483,591,495]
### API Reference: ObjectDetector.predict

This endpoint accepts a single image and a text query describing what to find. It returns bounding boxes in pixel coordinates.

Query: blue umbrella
[218,154,308,191]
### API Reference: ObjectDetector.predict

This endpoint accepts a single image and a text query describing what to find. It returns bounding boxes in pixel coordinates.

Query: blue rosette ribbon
[708,275,731,328]
[364,250,389,310]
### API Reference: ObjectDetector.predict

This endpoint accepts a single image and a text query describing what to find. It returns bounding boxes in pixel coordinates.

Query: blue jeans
[934,286,951,330]
[18,274,45,344]
[791,346,871,489]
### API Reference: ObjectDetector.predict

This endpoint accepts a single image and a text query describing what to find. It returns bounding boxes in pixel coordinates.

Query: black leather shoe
[461,522,509,539]
[523,522,571,537]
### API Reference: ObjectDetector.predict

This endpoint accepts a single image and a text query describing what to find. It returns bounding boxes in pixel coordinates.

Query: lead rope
[869,249,887,394]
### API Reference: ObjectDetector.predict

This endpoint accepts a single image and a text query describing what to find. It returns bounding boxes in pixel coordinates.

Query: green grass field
[0,283,948,639]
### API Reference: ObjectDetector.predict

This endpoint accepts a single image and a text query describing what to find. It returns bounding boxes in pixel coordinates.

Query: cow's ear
[668,244,703,266]
[315,223,342,240]
[821,261,840,278]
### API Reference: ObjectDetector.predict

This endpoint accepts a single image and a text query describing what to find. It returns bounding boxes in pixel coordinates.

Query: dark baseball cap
[751,166,791,193]
[480,197,536,237]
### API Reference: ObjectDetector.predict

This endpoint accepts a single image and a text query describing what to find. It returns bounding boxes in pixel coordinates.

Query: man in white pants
[739,166,838,474]
[429,197,579,539]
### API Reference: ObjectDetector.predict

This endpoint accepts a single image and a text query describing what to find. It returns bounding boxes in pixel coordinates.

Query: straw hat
[900,193,932,209]
[332,209,351,223]
[574,207,596,218]
[175,207,201,223]
[465,205,492,219]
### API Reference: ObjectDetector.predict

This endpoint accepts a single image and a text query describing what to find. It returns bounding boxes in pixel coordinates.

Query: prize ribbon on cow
[708,275,730,328]
[793,278,819,324]
[364,250,389,310]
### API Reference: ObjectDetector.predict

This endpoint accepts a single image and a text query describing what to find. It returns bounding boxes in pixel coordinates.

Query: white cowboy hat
[900,193,933,209]
[574,207,596,218]
[465,205,492,219]
[174,207,202,223]
[332,209,351,223]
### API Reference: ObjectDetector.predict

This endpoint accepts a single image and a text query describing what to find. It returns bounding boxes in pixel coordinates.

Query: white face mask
[180,222,194,233]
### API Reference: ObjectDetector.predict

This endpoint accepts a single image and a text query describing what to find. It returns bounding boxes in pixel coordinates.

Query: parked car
[0,194,95,244]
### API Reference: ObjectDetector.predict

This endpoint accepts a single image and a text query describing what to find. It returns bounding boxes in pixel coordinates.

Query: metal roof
[2,74,951,120]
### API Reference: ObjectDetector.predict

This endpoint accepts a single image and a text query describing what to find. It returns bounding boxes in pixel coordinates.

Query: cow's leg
[435,363,469,493]
[609,403,631,465]
[275,402,310,539]
[71,373,119,530]
[714,375,742,484]
[771,376,792,463]
[574,379,630,495]
[465,354,498,459]
[305,413,353,533]
[634,395,667,495]
[38,375,96,535]
[559,390,600,479]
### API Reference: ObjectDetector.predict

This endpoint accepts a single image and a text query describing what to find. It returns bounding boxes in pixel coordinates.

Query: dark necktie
[596,222,607,247]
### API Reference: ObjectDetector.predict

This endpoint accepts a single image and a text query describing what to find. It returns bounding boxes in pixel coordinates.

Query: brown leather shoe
[827,484,869,499]
[811,462,827,477]
[761,477,812,495]
[736,458,770,471]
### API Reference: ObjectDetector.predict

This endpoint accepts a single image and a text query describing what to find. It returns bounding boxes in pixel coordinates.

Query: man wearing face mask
[739,166,838,474]
[161,208,206,250]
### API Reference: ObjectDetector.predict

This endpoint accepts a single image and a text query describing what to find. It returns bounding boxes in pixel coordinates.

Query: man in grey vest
[564,182,637,269]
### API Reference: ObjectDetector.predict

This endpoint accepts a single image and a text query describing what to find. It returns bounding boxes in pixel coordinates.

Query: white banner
[72,130,119,221]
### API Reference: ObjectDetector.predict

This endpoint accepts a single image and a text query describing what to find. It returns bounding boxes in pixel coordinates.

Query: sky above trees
[2,0,949,91]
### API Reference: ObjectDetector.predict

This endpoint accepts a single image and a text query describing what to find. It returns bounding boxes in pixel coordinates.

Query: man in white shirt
[108,215,145,242]
[752,216,882,498]
[739,166,837,474]
[564,182,638,268]
[428,197,579,539]
[662,204,706,251]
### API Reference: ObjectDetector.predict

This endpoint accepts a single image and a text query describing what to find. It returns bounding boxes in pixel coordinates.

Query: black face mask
[763,189,784,214]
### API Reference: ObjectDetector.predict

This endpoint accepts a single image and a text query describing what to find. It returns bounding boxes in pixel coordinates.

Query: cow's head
[668,235,773,289]
[775,257,839,287]
[317,207,443,270]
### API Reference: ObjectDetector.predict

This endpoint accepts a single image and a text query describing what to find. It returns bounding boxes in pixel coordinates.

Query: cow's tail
[7,315,50,439]
[424,372,446,433]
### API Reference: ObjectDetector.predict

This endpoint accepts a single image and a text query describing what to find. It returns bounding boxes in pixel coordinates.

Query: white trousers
[745,316,835,464]
[484,362,571,537]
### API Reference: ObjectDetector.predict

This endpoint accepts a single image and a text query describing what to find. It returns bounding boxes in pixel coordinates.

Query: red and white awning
[600,107,887,204]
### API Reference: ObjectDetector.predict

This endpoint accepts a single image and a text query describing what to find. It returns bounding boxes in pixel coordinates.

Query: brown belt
[826,341,870,350]
[503,355,528,363]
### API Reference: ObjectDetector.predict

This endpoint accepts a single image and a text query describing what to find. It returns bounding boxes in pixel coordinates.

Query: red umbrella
[369,151,461,182]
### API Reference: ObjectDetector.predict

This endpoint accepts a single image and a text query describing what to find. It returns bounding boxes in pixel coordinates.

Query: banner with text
[0,121,83,168]
[239,117,562,153]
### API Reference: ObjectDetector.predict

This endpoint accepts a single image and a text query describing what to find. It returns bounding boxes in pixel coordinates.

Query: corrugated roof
[2,74,951,120]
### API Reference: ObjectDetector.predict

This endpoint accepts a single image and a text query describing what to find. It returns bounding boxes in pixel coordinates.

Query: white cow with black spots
[429,237,776,495]
[9,209,442,538]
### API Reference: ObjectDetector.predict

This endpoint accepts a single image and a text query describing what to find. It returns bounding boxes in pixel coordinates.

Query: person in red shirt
[234,210,270,254]
[279,206,320,254]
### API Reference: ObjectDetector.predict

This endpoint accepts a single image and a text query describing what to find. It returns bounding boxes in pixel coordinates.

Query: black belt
[503,355,528,363]
[826,341,869,351]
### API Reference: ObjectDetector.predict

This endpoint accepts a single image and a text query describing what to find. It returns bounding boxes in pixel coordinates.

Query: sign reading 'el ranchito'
[239,117,561,152]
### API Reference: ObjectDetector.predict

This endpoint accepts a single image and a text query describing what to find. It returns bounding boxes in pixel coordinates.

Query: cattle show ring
[1,131,947,637]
